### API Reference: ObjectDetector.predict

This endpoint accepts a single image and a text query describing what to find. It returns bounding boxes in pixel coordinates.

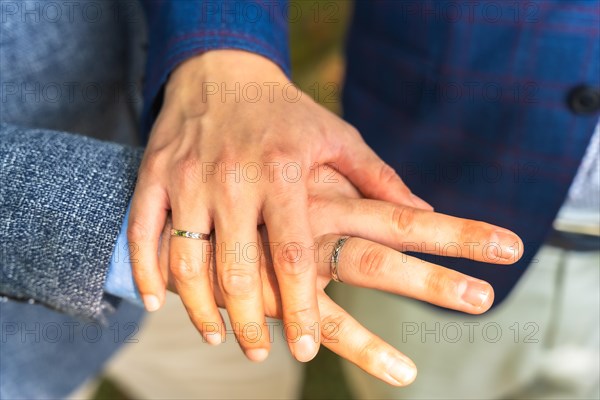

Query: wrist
[166,50,289,93]
[160,49,293,123]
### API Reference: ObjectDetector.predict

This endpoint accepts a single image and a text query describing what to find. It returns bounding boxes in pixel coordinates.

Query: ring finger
[169,204,224,345]
[316,234,495,314]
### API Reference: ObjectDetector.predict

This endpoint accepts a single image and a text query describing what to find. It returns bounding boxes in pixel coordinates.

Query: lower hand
[156,167,523,386]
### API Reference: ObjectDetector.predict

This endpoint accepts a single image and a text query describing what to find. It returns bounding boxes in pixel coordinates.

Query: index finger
[321,198,523,264]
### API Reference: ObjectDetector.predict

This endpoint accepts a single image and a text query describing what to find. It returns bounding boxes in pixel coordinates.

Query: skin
[128,50,433,363]
[156,167,524,386]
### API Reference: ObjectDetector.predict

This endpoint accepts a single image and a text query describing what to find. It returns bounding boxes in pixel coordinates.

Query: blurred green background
[93,1,354,399]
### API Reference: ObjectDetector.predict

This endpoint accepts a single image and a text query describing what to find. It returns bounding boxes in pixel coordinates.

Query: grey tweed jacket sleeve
[0,123,144,319]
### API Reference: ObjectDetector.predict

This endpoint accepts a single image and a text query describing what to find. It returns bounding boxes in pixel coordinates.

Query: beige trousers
[334,245,600,399]
[71,245,597,400]
[102,293,303,399]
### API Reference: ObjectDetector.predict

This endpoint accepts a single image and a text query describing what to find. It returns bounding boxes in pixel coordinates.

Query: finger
[318,198,524,264]
[263,185,320,362]
[333,129,432,210]
[318,234,494,314]
[128,183,169,312]
[169,206,224,346]
[214,208,270,362]
[317,292,417,386]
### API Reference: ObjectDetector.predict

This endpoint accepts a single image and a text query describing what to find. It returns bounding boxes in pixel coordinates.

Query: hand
[156,167,523,386]
[128,50,432,362]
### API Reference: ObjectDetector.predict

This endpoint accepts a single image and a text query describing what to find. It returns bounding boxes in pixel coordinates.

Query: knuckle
[219,181,245,204]
[127,218,149,242]
[424,270,455,297]
[208,158,248,202]
[358,338,384,366]
[307,194,319,209]
[274,244,312,277]
[307,195,327,215]
[170,253,204,281]
[131,264,154,283]
[220,265,259,298]
[140,150,166,178]
[391,206,416,238]
[187,309,217,327]
[358,244,389,278]
[263,152,306,183]
[238,323,263,343]
[286,305,314,324]
[345,124,362,139]
[359,341,405,379]
[263,149,293,165]
[320,311,349,342]
[175,157,203,185]
[377,163,400,185]
[458,220,488,245]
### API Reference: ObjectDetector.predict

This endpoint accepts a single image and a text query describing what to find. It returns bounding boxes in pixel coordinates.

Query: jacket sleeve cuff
[104,203,145,307]
[141,0,291,138]
[0,123,143,320]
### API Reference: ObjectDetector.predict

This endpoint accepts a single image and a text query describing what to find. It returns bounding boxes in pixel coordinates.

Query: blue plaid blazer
[143,0,600,304]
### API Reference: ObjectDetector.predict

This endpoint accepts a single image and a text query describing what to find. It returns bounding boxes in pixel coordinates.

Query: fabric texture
[0,2,147,398]
[141,0,291,136]
[343,0,600,304]
[562,122,600,213]
[0,0,147,320]
[0,123,144,319]
[104,204,144,306]
[0,297,144,400]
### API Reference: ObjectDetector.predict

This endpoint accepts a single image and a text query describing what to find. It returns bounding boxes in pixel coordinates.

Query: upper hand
[128,50,431,362]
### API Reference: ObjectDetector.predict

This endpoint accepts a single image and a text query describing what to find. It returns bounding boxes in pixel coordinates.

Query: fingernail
[459,279,492,309]
[489,230,521,261]
[410,194,434,211]
[205,331,222,346]
[143,294,160,312]
[293,335,318,362]
[386,358,417,386]
[245,348,269,362]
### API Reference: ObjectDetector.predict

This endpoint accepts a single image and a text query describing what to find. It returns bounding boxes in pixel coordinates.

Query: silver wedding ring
[330,236,350,283]
[170,229,211,240]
